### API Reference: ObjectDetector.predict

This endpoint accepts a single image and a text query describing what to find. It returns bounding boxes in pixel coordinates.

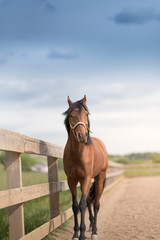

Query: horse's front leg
[79,178,91,240]
[72,195,80,240]
[67,177,79,240]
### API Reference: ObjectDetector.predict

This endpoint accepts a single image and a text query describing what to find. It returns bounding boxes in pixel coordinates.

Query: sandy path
[51,177,160,240]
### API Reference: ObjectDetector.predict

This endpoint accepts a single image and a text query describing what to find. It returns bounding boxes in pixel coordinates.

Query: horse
[63,95,108,240]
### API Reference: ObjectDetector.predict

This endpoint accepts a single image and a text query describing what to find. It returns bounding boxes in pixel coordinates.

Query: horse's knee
[79,194,87,212]
[94,202,100,213]
[72,202,79,214]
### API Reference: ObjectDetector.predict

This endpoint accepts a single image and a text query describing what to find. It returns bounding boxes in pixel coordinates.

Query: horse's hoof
[91,234,98,240]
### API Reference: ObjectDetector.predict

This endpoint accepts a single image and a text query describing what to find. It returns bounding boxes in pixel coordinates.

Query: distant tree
[152,153,160,163]
[0,152,46,171]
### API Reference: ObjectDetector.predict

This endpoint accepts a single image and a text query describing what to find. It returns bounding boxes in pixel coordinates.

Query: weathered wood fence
[125,163,160,176]
[0,128,124,240]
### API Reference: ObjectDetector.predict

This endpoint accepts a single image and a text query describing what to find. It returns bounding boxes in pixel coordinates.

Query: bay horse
[63,95,108,240]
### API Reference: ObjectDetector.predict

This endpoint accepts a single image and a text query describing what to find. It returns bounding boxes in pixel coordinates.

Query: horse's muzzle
[77,132,88,144]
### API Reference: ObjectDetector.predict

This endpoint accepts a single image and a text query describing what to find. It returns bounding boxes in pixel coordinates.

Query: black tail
[89,178,106,204]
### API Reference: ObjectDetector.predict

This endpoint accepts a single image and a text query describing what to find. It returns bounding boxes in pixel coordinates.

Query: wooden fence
[0,128,124,240]
[125,163,160,176]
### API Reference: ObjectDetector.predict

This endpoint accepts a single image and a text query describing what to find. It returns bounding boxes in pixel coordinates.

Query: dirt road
[51,176,160,240]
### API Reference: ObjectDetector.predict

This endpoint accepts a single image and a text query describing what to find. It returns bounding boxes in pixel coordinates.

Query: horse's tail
[89,177,106,204]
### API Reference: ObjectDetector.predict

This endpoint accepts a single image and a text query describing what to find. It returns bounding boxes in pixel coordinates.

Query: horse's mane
[63,98,92,145]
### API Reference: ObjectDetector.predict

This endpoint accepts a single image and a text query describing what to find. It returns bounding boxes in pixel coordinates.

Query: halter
[69,118,92,135]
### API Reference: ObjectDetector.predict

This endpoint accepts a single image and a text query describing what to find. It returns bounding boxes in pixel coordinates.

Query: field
[1,152,160,239]
[0,156,73,240]
[0,154,83,240]
[124,164,160,176]
[109,152,160,177]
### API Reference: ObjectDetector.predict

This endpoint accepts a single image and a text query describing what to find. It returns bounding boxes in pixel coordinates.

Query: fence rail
[0,128,124,240]
[124,163,160,176]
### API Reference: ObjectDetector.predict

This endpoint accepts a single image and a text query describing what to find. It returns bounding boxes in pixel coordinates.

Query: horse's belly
[92,152,108,177]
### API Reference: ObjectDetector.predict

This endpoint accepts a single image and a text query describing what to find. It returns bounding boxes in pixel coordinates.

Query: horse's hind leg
[92,203,99,238]
[92,172,106,238]
[87,196,94,231]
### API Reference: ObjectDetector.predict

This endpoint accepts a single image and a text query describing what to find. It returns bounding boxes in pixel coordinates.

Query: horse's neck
[68,132,84,154]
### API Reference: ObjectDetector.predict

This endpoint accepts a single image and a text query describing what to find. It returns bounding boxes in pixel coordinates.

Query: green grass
[124,164,160,177]
[0,157,71,240]
[1,153,160,240]
[0,168,6,191]
[0,169,49,190]
[22,171,48,186]
[0,163,81,240]
[125,168,160,176]
[0,208,8,240]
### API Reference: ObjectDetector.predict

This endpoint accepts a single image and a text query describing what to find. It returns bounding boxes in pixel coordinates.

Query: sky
[0,0,160,155]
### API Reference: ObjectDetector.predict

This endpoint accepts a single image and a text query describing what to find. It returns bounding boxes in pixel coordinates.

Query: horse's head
[63,95,91,144]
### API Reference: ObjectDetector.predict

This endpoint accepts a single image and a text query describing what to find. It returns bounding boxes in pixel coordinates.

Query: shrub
[115,156,130,165]
[21,154,42,171]
[0,152,44,171]
[152,153,160,163]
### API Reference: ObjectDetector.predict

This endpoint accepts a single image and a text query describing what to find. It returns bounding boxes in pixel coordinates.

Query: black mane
[63,98,92,145]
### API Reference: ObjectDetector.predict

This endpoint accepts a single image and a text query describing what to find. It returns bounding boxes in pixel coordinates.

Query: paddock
[52,176,160,240]
[0,128,123,240]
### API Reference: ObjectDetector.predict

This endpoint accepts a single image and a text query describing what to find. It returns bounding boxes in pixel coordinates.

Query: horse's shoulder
[91,137,105,147]
[91,137,107,154]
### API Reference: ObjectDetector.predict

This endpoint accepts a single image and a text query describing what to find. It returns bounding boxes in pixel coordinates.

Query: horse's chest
[65,161,90,180]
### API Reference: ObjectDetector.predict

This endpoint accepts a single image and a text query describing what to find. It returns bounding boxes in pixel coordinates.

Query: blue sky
[0,0,160,154]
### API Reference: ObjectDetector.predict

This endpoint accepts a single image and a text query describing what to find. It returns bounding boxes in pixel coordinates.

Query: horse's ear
[82,95,87,106]
[67,96,73,106]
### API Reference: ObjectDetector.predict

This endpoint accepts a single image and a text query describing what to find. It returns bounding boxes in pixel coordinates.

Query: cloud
[47,49,79,60]
[111,8,160,25]
[0,58,7,65]
[1,76,160,154]
[38,0,56,13]
[45,3,56,13]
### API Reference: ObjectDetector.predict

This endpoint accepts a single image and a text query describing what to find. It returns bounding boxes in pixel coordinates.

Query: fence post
[47,156,60,218]
[6,151,25,240]
[150,161,153,175]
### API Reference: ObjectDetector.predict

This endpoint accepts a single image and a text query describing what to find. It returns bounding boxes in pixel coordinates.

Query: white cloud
[90,110,160,154]
[0,103,67,145]
[0,77,160,154]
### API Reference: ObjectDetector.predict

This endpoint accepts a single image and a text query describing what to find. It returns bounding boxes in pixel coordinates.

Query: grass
[124,162,160,177]
[0,162,81,240]
[1,153,160,240]
[0,168,6,191]
[125,168,160,177]
[0,157,71,240]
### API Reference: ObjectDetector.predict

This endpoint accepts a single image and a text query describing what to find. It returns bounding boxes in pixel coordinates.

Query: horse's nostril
[78,132,82,139]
